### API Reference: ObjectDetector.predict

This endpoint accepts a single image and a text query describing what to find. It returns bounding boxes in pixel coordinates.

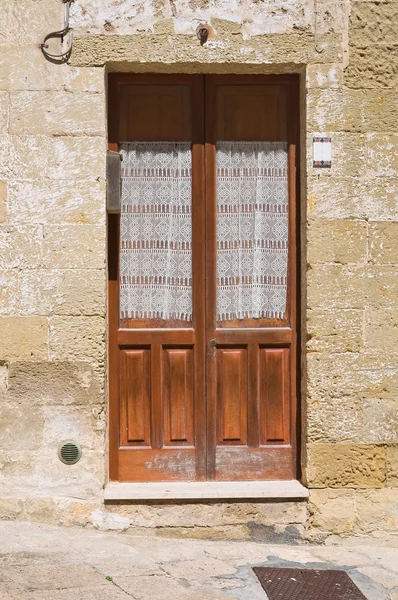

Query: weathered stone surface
[308,489,356,534]
[42,226,105,270]
[349,1,398,46]
[9,92,105,136]
[308,264,398,309]
[70,32,342,68]
[306,63,343,89]
[307,309,363,353]
[7,136,106,180]
[0,91,8,131]
[369,222,398,264]
[49,317,105,363]
[0,317,48,361]
[0,180,6,222]
[364,309,398,351]
[308,177,398,221]
[307,444,386,488]
[362,400,398,443]
[366,135,398,178]
[0,226,43,270]
[0,404,44,451]
[0,47,105,92]
[106,501,307,529]
[0,270,18,315]
[345,45,398,89]
[19,269,106,316]
[355,489,398,533]
[8,179,105,225]
[308,89,398,132]
[307,220,367,264]
[386,447,398,486]
[7,361,104,406]
[307,133,365,178]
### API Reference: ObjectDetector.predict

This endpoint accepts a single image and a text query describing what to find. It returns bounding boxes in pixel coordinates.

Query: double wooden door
[108,74,299,482]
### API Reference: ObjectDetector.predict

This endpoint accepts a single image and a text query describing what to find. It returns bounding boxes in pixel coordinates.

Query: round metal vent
[58,440,82,465]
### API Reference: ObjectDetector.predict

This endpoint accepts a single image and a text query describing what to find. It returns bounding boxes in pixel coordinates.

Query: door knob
[209,339,217,347]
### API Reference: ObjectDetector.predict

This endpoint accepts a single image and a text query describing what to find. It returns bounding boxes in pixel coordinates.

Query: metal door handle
[209,339,217,347]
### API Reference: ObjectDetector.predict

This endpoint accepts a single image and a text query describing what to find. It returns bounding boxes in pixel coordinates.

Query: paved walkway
[0,521,397,599]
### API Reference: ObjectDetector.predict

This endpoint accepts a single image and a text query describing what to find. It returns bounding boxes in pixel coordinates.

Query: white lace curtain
[216,141,289,321]
[119,142,192,321]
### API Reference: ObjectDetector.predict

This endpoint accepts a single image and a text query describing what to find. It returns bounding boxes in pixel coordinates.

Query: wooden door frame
[107,73,301,483]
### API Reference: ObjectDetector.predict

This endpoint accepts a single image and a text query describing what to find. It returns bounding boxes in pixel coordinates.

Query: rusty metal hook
[41,0,74,63]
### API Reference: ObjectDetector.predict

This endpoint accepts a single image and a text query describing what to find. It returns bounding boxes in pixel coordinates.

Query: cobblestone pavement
[0,521,397,599]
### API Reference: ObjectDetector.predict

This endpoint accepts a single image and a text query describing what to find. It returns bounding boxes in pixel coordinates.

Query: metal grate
[58,441,82,465]
[253,567,367,600]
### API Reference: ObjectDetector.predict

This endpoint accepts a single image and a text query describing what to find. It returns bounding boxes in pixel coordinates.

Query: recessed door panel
[163,348,194,446]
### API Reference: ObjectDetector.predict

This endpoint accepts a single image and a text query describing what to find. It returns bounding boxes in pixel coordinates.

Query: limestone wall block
[369,222,398,264]
[306,133,365,178]
[0,498,24,520]
[9,91,105,136]
[349,1,398,46]
[0,91,9,131]
[7,135,106,180]
[7,360,104,407]
[307,395,363,443]
[308,264,364,309]
[345,45,398,89]
[366,134,398,177]
[8,179,105,225]
[70,31,342,68]
[0,180,7,223]
[308,489,356,534]
[0,47,105,92]
[0,0,61,44]
[308,89,398,132]
[387,447,398,486]
[0,403,44,451]
[306,64,343,89]
[49,316,105,363]
[364,308,398,351]
[0,317,48,361]
[308,177,398,221]
[43,405,105,452]
[307,309,363,353]
[42,225,105,270]
[307,352,364,397]
[45,136,106,180]
[308,264,398,309]
[19,269,106,316]
[355,489,398,533]
[106,501,307,529]
[0,270,18,315]
[0,226,43,269]
[362,399,398,444]
[307,220,367,264]
[308,351,398,401]
[307,443,386,488]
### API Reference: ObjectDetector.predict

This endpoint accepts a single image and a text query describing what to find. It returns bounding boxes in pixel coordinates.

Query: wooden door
[205,76,299,481]
[108,74,299,483]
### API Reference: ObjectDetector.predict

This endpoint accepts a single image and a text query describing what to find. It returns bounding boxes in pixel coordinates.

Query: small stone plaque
[313,136,332,167]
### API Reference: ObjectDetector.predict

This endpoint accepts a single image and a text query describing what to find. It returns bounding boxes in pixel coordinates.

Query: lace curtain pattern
[217,141,289,321]
[119,142,192,321]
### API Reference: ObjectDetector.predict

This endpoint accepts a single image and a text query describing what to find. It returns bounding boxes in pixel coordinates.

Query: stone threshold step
[104,480,309,501]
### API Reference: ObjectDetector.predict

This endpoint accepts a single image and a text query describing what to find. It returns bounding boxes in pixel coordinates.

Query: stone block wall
[0,0,397,538]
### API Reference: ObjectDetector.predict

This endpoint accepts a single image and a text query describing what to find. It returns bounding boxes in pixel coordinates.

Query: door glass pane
[216,141,288,322]
[119,142,192,323]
